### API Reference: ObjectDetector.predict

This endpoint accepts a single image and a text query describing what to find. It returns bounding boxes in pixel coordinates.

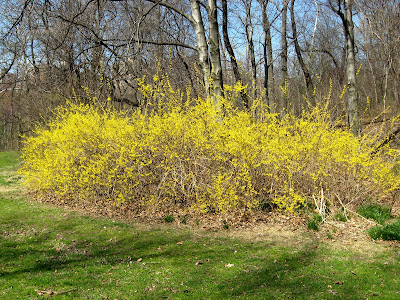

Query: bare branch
[2,0,34,40]
[143,0,193,23]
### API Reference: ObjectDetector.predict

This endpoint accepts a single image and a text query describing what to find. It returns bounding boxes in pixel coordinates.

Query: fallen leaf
[177,241,183,245]
[195,260,203,265]
[225,263,234,268]
[35,290,55,296]
[334,281,343,285]
[328,290,338,295]
[137,258,143,262]
[35,289,76,296]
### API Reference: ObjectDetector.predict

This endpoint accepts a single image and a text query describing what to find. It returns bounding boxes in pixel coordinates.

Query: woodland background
[0,0,399,149]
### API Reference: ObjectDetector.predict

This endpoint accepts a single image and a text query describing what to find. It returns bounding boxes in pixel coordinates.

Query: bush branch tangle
[20,75,400,217]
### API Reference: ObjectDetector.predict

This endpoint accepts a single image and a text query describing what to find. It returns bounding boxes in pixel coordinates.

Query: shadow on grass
[1,196,398,299]
[0,197,321,299]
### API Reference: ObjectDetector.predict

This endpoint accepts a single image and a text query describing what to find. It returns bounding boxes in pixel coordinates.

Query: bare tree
[290,0,314,102]
[3,0,400,149]
[281,0,289,113]
[356,0,400,110]
[221,0,248,108]
[145,0,223,101]
[258,0,276,110]
[330,0,360,136]
[244,0,257,98]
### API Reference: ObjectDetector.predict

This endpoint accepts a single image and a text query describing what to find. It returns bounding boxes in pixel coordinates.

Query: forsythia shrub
[20,77,400,215]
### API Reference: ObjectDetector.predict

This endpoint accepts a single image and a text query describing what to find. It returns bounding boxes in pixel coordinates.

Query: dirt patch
[219,215,400,257]
[0,183,26,193]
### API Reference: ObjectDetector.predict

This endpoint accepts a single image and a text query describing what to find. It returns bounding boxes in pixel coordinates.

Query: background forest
[1,0,399,149]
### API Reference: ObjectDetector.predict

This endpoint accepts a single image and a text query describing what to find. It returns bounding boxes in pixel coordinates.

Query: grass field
[1,151,400,299]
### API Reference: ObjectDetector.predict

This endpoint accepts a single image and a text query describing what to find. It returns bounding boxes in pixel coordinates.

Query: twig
[334,193,349,221]
[35,288,76,296]
[334,193,382,226]
[348,209,383,226]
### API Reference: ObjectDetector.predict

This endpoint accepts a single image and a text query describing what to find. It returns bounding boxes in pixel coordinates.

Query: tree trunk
[364,32,379,105]
[221,0,248,108]
[259,0,276,111]
[190,0,211,97]
[207,0,223,100]
[342,0,361,136]
[383,57,393,111]
[245,1,257,99]
[290,0,314,103]
[281,0,289,113]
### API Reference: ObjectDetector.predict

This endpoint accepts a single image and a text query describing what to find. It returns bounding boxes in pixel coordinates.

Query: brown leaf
[35,289,76,296]
[177,241,183,245]
[334,281,343,285]
[35,290,55,296]
[195,260,203,265]
[225,263,234,268]
[137,258,143,262]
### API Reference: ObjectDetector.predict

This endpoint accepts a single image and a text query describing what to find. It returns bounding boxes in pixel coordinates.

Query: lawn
[1,151,399,299]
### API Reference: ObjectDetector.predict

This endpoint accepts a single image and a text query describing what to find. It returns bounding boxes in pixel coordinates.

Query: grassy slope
[1,152,400,299]
[0,152,22,186]
[0,151,21,169]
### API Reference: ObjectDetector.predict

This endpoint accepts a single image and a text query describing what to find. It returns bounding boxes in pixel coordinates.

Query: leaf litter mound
[27,190,400,254]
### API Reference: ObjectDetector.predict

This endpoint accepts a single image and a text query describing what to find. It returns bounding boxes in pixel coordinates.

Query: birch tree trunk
[207,0,223,100]
[189,0,211,97]
[281,0,289,113]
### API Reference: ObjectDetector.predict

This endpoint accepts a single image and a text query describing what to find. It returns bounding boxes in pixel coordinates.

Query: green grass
[357,203,392,225]
[1,151,400,299]
[334,209,349,222]
[0,151,22,187]
[306,214,323,231]
[368,219,400,241]
[163,214,175,223]
[0,151,21,169]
